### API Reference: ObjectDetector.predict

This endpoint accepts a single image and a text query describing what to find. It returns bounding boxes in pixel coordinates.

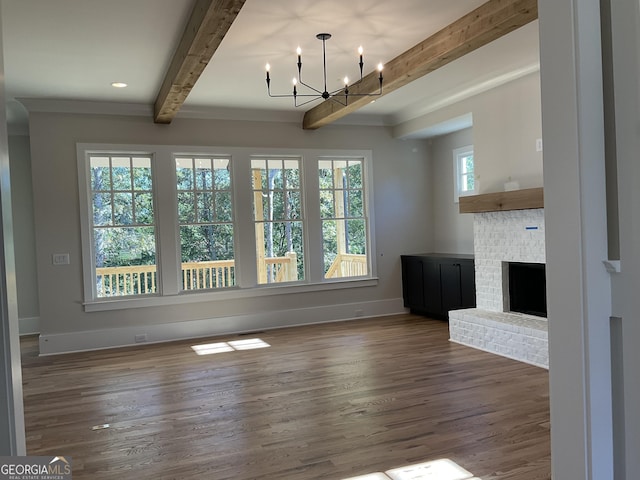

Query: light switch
[52,253,70,265]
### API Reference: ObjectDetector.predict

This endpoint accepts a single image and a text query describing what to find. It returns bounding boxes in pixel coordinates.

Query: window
[87,154,157,297]
[176,156,234,290]
[78,145,376,310]
[319,158,368,278]
[251,157,304,284]
[453,146,475,201]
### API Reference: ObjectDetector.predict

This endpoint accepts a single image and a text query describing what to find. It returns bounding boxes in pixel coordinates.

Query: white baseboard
[19,316,40,336]
[39,298,405,355]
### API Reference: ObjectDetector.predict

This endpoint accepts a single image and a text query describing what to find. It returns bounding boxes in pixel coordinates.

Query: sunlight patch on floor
[190,338,270,355]
[341,458,479,480]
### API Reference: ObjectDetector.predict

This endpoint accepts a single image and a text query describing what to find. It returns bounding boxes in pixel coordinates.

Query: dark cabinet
[401,253,475,319]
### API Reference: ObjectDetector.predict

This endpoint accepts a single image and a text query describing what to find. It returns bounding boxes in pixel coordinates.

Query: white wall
[430,127,474,254]
[28,113,431,352]
[396,72,543,194]
[8,135,39,332]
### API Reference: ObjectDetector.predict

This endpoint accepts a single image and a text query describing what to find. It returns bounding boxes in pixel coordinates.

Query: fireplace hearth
[449,207,549,368]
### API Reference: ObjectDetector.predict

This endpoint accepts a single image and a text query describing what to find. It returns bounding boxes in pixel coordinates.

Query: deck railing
[96,255,295,297]
[96,252,366,297]
[325,253,368,278]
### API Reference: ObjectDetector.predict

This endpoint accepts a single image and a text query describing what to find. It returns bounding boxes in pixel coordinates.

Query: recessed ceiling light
[111,82,128,88]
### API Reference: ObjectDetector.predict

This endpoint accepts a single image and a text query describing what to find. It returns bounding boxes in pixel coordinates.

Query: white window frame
[453,145,475,202]
[175,154,236,291]
[77,147,160,301]
[77,144,377,312]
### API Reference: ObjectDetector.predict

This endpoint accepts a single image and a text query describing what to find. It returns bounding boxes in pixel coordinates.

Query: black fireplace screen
[508,262,547,317]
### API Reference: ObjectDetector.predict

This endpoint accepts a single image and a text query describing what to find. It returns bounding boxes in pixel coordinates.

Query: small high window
[453,146,475,201]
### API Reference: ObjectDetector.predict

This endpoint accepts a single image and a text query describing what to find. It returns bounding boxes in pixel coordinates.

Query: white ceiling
[1,0,540,135]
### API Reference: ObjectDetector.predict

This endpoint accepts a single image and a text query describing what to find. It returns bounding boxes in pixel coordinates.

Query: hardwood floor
[20,314,550,479]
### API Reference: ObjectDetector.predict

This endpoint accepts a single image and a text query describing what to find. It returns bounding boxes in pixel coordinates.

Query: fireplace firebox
[508,262,547,317]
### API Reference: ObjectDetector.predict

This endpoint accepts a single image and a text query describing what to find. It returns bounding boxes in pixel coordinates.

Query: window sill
[82,277,379,312]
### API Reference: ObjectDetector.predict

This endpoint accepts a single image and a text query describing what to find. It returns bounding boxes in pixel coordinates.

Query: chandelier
[265,33,383,107]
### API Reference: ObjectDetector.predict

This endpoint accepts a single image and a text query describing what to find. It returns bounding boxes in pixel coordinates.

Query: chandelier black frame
[265,33,383,107]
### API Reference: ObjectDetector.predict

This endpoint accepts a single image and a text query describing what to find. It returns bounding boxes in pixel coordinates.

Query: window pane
[288,191,301,219]
[132,157,152,190]
[196,192,214,222]
[270,165,283,189]
[347,219,367,255]
[322,220,338,273]
[94,226,157,297]
[180,225,235,263]
[178,192,195,223]
[134,193,154,224]
[111,157,132,190]
[90,157,111,191]
[465,173,475,191]
[347,161,363,188]
[465,155,474,173]
[271,191,285,220]
[181,225,236,290]
[214,159,231,189]
[92,193,112,226]
[255,221,304,284]
[320,190,334,218]
[176,158,194,190]
[347,190,363,217]
[113,192,133,225]
[285,163,300,188]
[195,158,213,190]
[215,192,233,222]
[319,165,333,189]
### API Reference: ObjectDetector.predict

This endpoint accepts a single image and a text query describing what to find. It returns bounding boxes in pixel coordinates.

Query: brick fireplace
[448,193,549,369]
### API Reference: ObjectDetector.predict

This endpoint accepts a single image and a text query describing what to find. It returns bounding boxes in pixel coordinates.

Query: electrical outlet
[134,334,148,343]
[355,309,364,317]
[536,138,543,152]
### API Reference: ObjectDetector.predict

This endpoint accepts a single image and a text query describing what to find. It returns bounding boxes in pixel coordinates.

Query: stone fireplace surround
[448,208,549,369]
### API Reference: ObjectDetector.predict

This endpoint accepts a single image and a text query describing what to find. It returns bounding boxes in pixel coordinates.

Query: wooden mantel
[459,187,544,213]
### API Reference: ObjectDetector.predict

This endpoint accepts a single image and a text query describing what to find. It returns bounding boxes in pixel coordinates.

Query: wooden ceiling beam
[154,0,246,124]
[302,0,538,130]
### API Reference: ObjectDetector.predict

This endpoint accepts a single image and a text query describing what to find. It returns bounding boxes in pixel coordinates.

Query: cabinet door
[401,256,425,309]
[440,263,463,314]
[459,261,476,308]
[422,260,442,315]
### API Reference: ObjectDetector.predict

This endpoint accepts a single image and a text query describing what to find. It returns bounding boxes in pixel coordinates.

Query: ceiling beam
[154,0,246,124]
[302,0,538,130]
